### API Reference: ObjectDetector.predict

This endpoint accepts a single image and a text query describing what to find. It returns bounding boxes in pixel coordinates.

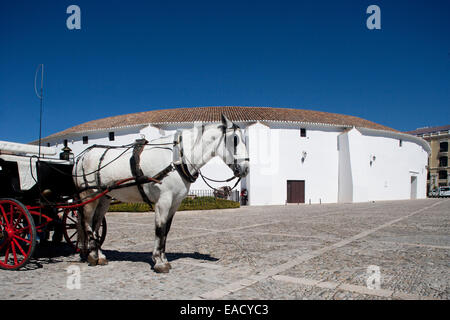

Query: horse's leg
[159,200,182,269]
[77,191,92,259]
[92,197,111,265]
[152,195,173,273]
[78,191,101,266]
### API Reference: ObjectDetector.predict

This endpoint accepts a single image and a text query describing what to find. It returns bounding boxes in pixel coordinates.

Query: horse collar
[173,131,199,183]
[130,139,153,206]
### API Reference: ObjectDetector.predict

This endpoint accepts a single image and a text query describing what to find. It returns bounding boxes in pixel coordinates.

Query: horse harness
[126,134,200,206]
[78,126,244,206]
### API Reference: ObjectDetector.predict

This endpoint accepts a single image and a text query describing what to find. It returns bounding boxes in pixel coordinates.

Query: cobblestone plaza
[1,199,448,300]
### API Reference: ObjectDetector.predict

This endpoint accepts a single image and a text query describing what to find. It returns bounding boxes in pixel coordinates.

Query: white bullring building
[35,106,431,205]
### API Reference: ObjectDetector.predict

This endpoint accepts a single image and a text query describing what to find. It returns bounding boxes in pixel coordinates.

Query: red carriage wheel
[62,208,107,252]
[0,199,37,270]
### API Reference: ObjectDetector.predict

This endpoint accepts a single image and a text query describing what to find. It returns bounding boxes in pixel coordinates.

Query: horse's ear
[221,114,234,129]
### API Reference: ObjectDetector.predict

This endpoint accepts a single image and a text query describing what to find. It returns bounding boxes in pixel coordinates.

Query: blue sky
[1,0,449,143]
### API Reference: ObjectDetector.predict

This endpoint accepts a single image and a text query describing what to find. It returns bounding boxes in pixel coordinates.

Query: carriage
[0,140,106,270]
[1,115,249,273]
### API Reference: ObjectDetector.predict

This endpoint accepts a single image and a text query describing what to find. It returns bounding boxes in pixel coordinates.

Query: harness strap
[173,131,199,183]
[81,157,89,189]
[74,153,82,189]
[96,148,110,188]
[129,139,154,206]
[153,163,176,181]
[176,162,198,183]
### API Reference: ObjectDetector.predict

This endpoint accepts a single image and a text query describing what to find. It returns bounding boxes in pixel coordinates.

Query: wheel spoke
[62,209,82,252]
[67,216,78,224]
[12,211,24,229]
[0,205,10,228]
[0,200,35,269]
[12,238,26,256]
[15,226,31,234]
[13,234,31,244]
[11,241,18,265]
[7,204,14,225]
[69,230,78,240]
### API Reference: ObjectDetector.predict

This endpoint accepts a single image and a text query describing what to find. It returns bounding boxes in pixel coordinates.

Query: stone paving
[0,199,448,300]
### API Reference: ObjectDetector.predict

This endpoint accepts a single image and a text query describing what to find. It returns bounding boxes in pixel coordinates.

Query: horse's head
[216,114,250,178]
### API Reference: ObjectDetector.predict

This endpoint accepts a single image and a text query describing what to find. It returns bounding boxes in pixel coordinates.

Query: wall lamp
[370,154,376,166]
[301,151,307,163]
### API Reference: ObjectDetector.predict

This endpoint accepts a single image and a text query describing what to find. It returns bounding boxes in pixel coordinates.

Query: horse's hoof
[87,255,98,266]
[154,263,170,273]
[98,258,108,266]
[167,262,172,269]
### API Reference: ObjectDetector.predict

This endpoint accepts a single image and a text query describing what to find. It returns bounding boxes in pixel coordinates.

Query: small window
[83,136,88,144]
[64,139,68,147]
[300,128,307,137]
[109,132,115,141]
[438,170,447,180]
[439,157,448,167]
[440,141,448,152]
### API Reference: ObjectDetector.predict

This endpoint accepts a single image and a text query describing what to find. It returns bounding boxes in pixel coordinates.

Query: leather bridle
[172,124,249,191]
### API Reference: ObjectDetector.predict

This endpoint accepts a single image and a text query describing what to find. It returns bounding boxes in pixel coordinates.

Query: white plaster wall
[43,121,428,204]
[362,134,428,201]
[343,128,428,202]
[346,129,370,202]
[246,123,278,205]
[246,122,340,205]
[47,126,146,157]
[337,131,353,203]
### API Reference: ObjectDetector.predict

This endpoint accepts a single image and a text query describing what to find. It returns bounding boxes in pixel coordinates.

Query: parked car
[438,186,450,197]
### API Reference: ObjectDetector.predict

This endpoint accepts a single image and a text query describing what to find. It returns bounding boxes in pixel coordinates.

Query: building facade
[407,125,450,192]
[34,106,431,205]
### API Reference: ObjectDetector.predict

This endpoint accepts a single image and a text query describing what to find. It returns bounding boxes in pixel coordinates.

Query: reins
[199,171,241,193]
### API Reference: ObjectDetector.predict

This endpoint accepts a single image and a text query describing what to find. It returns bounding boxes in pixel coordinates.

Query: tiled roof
[406,125,450,136]
[44,106,397,139]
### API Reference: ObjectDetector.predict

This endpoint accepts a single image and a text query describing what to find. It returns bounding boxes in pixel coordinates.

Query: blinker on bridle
[221,123,250,165]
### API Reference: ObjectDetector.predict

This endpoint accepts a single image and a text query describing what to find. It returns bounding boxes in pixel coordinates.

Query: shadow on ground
[17,242,79,271]
[103,249,219,268]
[19,241,218,271]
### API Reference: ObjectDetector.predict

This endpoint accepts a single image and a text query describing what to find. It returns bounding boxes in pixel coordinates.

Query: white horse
[73,115,249,273]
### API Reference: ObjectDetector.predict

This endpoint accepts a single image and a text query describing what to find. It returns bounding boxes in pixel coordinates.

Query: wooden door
[287,180,305,203]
